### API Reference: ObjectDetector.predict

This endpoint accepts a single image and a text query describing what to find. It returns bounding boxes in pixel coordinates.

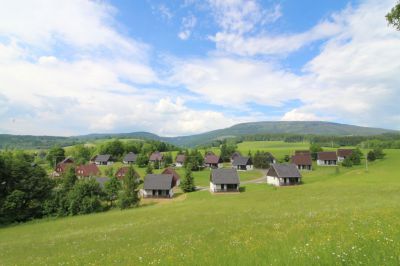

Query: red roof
[337,149,353,157]
[205,154,221,164]
[55,163,73,173]
[115,167,129,179]
[291,154,312,166]
[295,150,310,155]
[317,152,337,161]
[76,164,100,177]
[162,167,180,187]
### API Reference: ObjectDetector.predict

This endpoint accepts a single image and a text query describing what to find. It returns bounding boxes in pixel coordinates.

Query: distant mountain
[160,121,398,147]
[0,121,397,149]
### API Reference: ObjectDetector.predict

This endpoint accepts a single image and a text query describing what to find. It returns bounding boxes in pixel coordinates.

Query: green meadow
[1,143,400,265]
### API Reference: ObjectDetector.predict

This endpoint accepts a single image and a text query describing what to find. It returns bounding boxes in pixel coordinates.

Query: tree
[98,139,125,159]
[253,151,273,169]
[310,144,323,160]
[104,167,114,178]
[104,177,121,207]
[386,1,400,30]
[349,148,362,165]
[0,152,55,224]
[220,143,237,162]
[367,151,376,162]
[184,149,204,171]
[164,152,173,166]
[62,166,78,192]
[136,153,149,167]
[46,145,65,167]
[68,144,92,164]
[119,166,140,209]
[342,157,353,167]
[283,155,290,162]
[373,148,385,159]
[67,179,104,215]
[146,163,154,174]
[181,163,196,192]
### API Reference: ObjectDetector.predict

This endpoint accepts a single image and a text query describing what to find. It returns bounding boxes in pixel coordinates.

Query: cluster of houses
[53,148,354,198]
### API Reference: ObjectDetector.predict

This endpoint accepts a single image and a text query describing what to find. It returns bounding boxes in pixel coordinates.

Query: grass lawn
[1,145,399,265]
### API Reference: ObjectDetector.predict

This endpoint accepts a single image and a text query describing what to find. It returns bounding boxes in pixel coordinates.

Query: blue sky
[0,0,399,136]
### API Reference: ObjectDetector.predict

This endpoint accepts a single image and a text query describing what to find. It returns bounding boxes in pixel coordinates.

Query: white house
[175,154,185,167]
[94,154,113,166]
[291,154,312,170]
[210,169,240,193]
[266,163,302,186]
[123,152,137,164]
[142,174,174,198]
[232,156,253,171]
[317,152,338,166]
[204,154,223,169]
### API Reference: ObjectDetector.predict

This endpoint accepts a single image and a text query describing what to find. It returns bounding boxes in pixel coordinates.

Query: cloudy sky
[0,0,399,136]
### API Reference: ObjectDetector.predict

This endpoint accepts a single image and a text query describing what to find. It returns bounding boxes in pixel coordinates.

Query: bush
[342,158,353,167]
[67,179,104,215]
[367,151,376,161]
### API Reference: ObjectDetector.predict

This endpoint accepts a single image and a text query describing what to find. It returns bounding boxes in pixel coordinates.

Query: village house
[210,169,240,193]
[266,163,302,186]
[54,156,74,176]
[95,177,109,188]
[93,154,113,165]
[149,151,163,163]
[75,164,100,178]
[115,166,141,180]
[142,174,174,198]
[162,167,181,187]
[232,156,253,171]
[204,153,223,168]
[230,152,241,162]
[317,152,338,166]
[175,154,185,167]
[123,152,137,164]
[337,149,353,162]
[291,153,312,170]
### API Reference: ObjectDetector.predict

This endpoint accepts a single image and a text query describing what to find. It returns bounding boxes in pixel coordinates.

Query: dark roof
[291,154,312,166]
[176,154,185,163]
[115,166,140,180]
[211,169,240,184]
[318,152,337,160]
[232,156,252,166]
[95,177,109,188]
[123,152,137,162]
[269,164,302,178]
[95,154,111,163]
[143,174,173,190]
[337,149,353,157]
[149,152,163,161]
[231,152,241,160]
[205,154,221,164]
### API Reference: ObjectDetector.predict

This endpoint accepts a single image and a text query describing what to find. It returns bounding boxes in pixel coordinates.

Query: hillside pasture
[0,145,399,265]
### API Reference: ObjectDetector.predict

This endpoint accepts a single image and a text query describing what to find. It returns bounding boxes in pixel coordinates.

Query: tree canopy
[386,2,400,30]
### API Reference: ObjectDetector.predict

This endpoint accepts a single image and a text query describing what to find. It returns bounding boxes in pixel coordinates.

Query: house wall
[267,176,300,186]
[175,162,183,167]
[337,156,345,162]
[210,182,239,192]
[297,164,312,170]
[143,189,173,198]
[317,160,337,166]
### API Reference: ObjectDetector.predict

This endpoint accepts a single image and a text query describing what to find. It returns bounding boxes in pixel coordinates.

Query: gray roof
[211,169,240,184]
[95,154,111,163]
[123,152,137,162]
[95,177,109,188]
[144,174,173,190]
[232,156,252,166]
[269,163,302,178]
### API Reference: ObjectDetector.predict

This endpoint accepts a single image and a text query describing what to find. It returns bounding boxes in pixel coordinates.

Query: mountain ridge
[1,121,397,149]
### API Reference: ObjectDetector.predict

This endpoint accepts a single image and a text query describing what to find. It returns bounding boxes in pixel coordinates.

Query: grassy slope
[1,147,400,265]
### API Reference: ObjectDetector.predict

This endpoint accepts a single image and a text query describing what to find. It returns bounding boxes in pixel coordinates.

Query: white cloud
[178,14,197,40]
[157,4,173,21]
[172,0,400,130]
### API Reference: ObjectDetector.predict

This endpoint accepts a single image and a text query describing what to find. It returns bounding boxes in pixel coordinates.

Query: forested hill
[0,121,397,149]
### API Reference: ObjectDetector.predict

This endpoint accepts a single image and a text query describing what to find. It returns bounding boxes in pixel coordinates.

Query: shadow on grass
[239,186,246,192]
